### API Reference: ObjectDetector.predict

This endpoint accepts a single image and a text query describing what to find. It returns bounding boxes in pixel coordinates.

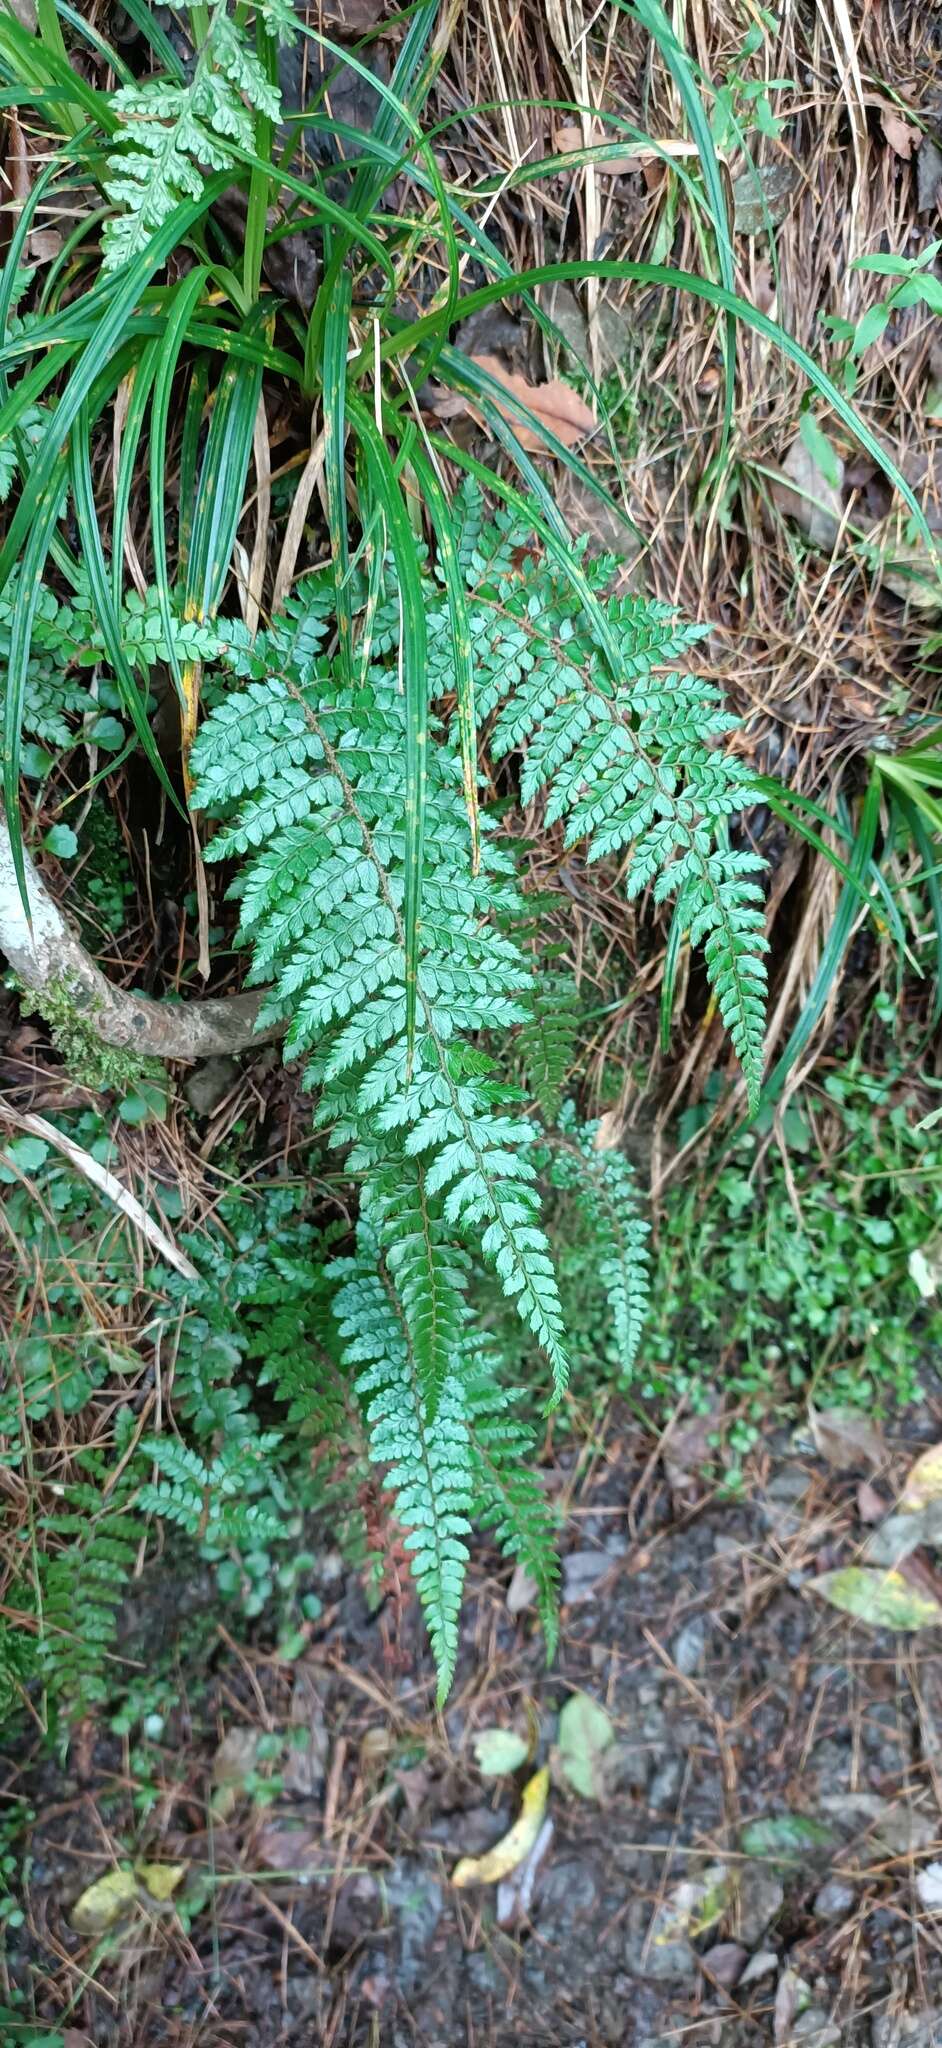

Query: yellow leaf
[901,1443,942,1512]
[70,1867,138,1935]
[452,1767,550,1887]
[135,1860,188,1902]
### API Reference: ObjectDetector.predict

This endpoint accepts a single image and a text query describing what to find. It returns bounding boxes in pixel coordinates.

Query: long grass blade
[385,258,938,558]
[348,394,428,1061]
[763,774,882,1104]
[323,270,353,676]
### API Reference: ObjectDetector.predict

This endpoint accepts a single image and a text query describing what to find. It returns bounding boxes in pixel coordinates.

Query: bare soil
[6,1403,942,2047]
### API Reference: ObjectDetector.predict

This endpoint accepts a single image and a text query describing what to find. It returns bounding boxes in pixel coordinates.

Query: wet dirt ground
[6,1403,942,2047]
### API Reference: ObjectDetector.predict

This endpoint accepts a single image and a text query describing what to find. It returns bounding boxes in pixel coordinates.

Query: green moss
[19,977,165,1095]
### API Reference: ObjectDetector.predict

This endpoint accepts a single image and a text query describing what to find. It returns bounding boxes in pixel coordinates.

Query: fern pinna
[191,481,766,1695]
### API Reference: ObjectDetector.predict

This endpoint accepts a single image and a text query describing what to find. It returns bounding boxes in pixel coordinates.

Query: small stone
[736,1871,784,1947]
[561,1549,612,1603]
[623,1898,698,1983]
[791,2011,840,2045]
[700,1941,747,1989]
[812,1877,854,1921]
[872,2009,942,2048]
[184,1055,239,1116]
[672,1615,706,1676]
[739,1950,778,1986]
[648,1759,682,1811]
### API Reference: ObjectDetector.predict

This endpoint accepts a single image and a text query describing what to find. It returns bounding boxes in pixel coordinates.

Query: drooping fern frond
[189,480,765,1694]
[138,1433,286,1550]
[38,1466,143,1711]
[515,961,580,1123]
[101,2,293,269]
[546,1110,651,1376]
[331,1232,473,1701]
[191,633,571,1409]
[463,1354,560,1653]
[430,485,769,1109]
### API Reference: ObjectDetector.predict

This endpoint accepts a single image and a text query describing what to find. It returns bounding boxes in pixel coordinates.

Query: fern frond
[516,966,580,1121]
[332,1235,473,1700]
[463,1356,560,1654]
[192,651,570,1403]
[139,1435,285,1550]
[442,489,769,1107]
[100,4,286,269]
[39,1475,143,1710]
[548,1111,651,1375]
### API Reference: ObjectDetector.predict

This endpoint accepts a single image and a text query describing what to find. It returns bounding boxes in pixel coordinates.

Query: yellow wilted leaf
[136,1860,188,1902]
[901,1443,942,1513]
[70,1867,138,1934]
[452,1767,550,1887]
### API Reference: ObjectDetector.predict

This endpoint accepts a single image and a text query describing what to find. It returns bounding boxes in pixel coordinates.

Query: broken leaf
[506,1561,539,1616]
[443,353,597,454]
[473,1728,530,1777]
[811,1566,942,1630]
[657,1863,731,1943]
[881,108,920,160]
[865,1501,942,1566]
[554,1691,614,1800]
[740,1814,832,1862]
[70,1867,138,1935]
[901,1442,942,1512]
[773,432,844,549]
[809,1405,884,1472]
[496,1816,554,1927]
[135,1861,187,1903]
[452,1766,550,1886]
[731,161,800,234]
[211,1726,261,1818]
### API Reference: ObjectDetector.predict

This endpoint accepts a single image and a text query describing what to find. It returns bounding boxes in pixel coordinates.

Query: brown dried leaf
[881,108,920,160]
[810,1405,884,1472]
[467,353,596,453]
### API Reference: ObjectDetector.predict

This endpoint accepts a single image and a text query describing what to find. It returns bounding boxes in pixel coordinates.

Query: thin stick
[0,1103,198,1280]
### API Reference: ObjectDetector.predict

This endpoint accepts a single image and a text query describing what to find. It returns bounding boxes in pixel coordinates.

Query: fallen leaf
[740,1814,832,1862]
[918,136,942,213]
[657,1863,731,1943]
[455,353,597,453]
[773,432,844,549]
[810,1405,884,1472]
[916,1860,942,1910]
[70,1867,138,1935]
[473,1728,530,1777]
[881,108,920,160]
[731,161,800,234]
[211,1726,262,1819]
[496,1816,554,1927]
[901,1442,942,1512]
[452,1766,550,1886]
[553,1691,614,1800]
[811,1566,942,1630]
[135,1861,187,1903]
[910,1244,942,1299]
[866,1501,942,1566]
[857,1480,888,1524]
[506,1562,538,1616]
[774,1969,811,2042]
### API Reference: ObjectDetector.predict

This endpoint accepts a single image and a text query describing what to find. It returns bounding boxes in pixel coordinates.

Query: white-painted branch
[0,1102,199,1280]
[0,808,278,1061]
